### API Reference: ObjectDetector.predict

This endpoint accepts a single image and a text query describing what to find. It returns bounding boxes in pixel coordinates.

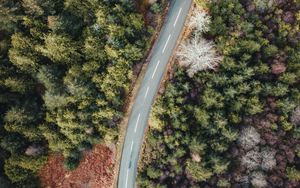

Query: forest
[0,0,157,187]
[138,0,300,187]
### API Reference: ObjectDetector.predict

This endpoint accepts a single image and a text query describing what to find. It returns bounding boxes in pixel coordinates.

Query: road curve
[118,1,192,188]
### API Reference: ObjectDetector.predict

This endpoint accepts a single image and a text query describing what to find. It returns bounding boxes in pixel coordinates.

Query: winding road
[118,1,192,187]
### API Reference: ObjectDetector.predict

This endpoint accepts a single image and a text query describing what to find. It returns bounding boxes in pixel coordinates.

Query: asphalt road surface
[118,1,192,187]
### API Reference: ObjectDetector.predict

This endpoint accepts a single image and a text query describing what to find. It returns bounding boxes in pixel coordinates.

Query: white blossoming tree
[241,150,262,171]
[177,9,221,77]
[238,126,261,151]
[261,148,276,171]
[189,11,211,33]
[251,171,268,188]
[176,35,222,77]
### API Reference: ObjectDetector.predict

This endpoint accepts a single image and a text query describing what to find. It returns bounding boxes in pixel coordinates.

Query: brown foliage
[283,11,295,23]
[271,62,286,75]
[39,145,115,188]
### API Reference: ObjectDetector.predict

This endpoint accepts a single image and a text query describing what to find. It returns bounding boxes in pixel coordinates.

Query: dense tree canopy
[138,0,300,187]
[0,0,151,186]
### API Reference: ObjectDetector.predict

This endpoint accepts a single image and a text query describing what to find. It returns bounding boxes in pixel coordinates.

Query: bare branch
[189,10,211,33]
[176,35,222,77]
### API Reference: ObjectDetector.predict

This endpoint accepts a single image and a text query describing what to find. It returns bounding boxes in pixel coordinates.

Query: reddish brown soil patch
[39,145,115,188]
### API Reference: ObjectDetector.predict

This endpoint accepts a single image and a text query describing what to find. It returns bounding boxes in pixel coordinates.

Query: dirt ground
[39,145,115,188]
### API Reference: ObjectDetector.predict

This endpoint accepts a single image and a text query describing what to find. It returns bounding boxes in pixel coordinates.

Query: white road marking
[174,8,182,27]
[151,60,160,79]
[134,113,141,133]
[144,86,150,99]
[130,141,134,152]
[125,169,129,188]
[162,34,171,53]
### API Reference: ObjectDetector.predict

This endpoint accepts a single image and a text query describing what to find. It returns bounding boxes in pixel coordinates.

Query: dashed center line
[162,34,171,53]
[144,86,150,99]
[130,141,134,153]
[174,8,182,27]
[125,169,129,188]
[151,60,160,79]
[134,113,141,133]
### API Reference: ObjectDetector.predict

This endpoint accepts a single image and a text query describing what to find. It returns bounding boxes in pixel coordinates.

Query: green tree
[0,0,21,33]
[4,162,33,183]
[37,33,81,64]
[9,33,38,72]
[287,166,300,181]
[186,160,213,182]
[22,0,44,17]
[3,76,34,94]
[0,133,27,153]
[146,166,162,179]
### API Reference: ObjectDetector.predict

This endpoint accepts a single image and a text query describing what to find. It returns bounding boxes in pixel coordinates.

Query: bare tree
[241,149,262,171]
[261,147,276,171]
[176,35,222,77]
[251,171,268,188]
[177,8,221,77]
[189,10,211,33]
[291,106,300,126]
[238,126,261,151]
